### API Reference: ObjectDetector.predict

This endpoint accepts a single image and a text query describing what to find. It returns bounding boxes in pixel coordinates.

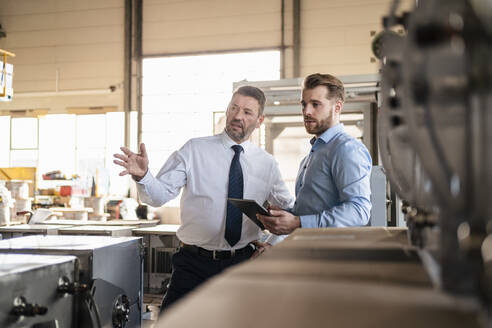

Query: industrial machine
[374,5,439,247]
[375,0,492,320]
[132,225,180,293]
[0,253,76,328]
[0,235,144,328]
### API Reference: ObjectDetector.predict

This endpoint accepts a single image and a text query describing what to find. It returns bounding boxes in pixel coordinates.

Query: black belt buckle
[213,248,235,260]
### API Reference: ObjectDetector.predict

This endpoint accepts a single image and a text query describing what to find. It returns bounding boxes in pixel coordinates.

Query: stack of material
[155,227,480,328]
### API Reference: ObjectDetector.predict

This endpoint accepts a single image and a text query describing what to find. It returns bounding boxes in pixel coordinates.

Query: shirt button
[303,165,307,169]
[300,183,303,187]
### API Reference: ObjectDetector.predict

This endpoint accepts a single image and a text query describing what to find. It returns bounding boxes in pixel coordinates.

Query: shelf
[38,179,79,185]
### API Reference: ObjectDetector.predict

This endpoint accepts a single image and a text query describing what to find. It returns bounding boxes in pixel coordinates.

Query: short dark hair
[233,85,266,116]
[303,73,345,102]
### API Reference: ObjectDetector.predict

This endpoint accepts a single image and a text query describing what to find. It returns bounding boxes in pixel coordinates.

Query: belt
[180,242,255,260]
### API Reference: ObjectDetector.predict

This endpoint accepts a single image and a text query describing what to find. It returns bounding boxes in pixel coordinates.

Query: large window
[0,113,128,196]
[10,117,39,167]
[142,50,281,206]
[0,116,11,167]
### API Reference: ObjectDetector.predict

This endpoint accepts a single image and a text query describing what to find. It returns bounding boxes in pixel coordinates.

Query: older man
[114,86,293,311]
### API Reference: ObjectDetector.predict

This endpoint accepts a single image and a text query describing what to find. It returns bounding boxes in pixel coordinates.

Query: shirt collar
[310,123,344,147]
[220,131,251,153]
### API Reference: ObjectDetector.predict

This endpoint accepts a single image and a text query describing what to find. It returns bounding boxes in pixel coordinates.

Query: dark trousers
[160,245,254,313]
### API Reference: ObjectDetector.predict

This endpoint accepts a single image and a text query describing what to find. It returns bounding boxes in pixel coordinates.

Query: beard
[225,120,256,142]
[304,116,332,136]
[225,125,246,142]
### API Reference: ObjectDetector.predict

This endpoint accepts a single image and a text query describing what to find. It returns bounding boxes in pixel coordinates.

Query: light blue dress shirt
[293,123,372,227]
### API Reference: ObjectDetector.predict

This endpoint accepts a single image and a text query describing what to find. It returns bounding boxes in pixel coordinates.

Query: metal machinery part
[56,225,134,237]
[373,22,438,247]
[132,225,180,293]
[0,253,76,328]
[377,0,492,318]
[0,235,144,328]
[147,234,179,292]
[112,294,130,328]
[0,224,62,239]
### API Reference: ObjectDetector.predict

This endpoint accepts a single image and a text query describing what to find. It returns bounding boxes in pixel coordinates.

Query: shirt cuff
[136,169,152,185]
[259,231,270,243]
[299,214,318,228]
[265,233,288,245]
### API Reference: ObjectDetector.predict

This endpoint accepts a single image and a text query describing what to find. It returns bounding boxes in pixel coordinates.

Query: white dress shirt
[136,132,294,250]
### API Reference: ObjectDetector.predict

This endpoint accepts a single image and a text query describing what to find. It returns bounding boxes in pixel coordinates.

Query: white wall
[0,0,124,112]
[297,0,413,77]
[0,0,415,113]
[142,0,282,55]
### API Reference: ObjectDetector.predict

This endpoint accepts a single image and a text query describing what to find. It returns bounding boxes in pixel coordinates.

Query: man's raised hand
[113,143,149,180]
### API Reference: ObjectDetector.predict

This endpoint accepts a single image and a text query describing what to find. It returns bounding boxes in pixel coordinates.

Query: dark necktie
[225,145,244,247]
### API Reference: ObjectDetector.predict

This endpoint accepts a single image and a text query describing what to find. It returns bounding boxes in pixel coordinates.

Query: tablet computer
[227,198,269,230]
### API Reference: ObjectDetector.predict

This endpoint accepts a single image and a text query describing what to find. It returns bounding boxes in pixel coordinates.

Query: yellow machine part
[0,167,37,197]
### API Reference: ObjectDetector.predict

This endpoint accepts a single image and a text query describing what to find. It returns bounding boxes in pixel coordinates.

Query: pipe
[293,0,301,77]
[124,0,132,148]
[281,0,285,78]
[15,88,117,98]
[135,0,143,148]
